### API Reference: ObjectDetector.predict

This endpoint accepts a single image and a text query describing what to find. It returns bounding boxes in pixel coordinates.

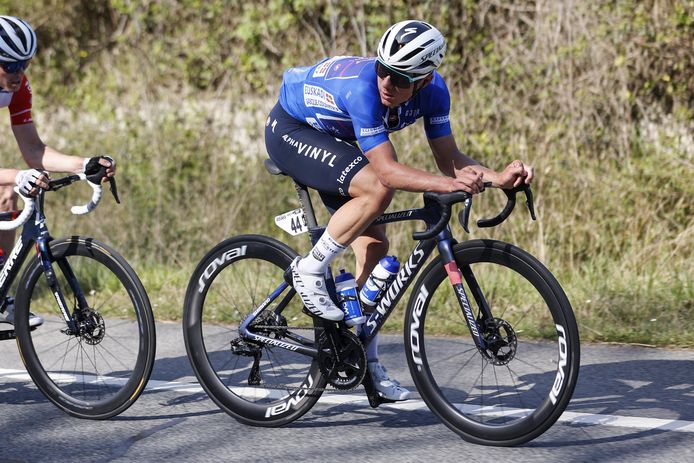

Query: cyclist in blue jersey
[265,20,534,401]
[0,16,115,330]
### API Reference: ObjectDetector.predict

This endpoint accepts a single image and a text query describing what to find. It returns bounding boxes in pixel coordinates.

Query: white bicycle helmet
[377,20,446,77]
[0,16,37,62]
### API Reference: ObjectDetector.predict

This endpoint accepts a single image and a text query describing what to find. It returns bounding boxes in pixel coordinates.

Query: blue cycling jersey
[279,56,452,153]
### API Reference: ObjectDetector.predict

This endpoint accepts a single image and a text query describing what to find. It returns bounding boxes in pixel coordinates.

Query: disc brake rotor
[481,317,517,365]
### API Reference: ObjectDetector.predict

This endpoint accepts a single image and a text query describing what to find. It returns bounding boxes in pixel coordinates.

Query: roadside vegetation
[0,1,691,345]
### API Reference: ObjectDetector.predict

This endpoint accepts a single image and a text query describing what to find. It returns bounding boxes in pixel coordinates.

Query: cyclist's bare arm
[428,134,534,189]
[362,140,484,195]
[11,123,114,175]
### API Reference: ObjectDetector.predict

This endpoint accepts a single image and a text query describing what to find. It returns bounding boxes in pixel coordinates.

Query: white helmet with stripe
[0,16,37,62]
[377,20,446,76]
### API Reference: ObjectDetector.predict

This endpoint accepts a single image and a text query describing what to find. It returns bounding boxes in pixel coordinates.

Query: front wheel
[14,236,156,419]
[404,239,579,446]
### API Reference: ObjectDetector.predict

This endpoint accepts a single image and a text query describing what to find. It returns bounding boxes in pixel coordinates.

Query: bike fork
[36,237,82,334]
[437,237,491,351]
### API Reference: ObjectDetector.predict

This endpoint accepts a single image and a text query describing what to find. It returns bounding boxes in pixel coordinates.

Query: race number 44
[275,208,308,236]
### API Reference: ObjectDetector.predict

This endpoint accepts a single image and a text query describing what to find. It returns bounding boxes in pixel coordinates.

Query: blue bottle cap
[380,256,400,273]
[334,269,355,283]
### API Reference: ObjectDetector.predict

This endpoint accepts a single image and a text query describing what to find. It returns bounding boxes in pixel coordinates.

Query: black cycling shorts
[265,102,370,212]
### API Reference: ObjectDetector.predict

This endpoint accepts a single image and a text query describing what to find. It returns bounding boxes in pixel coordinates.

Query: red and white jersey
[0,75,33,125]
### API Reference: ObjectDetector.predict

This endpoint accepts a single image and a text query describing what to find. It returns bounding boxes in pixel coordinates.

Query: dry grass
[0,0,691,345]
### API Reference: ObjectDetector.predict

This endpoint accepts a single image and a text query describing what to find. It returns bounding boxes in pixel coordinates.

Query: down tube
[361,239,437,343]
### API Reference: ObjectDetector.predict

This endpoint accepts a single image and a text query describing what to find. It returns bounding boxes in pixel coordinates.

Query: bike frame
[0,191,87,338]
[238,202,491,357]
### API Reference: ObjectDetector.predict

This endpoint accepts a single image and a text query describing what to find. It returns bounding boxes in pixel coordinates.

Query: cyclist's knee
[0,185,17,211]
[354,180,394,216]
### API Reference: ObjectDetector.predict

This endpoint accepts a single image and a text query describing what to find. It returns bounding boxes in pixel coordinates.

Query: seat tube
[436,230,487,349]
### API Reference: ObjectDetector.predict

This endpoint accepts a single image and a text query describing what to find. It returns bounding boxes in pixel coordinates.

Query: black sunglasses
[0,60,30,73]
[375,60,427,89]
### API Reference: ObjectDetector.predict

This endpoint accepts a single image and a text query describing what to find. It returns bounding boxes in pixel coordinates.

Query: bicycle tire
[183,234,327,426]
[404,239,579,446]
[14,236,156,419]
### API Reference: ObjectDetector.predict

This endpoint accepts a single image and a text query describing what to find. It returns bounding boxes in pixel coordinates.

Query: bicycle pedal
[366,392,383,408]
[375,394,398,405]
[301,306,321,319]
[361,371,384,409]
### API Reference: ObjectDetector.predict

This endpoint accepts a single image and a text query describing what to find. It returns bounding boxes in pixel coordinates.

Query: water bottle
[335,269,366,327]
[359,256,400,307]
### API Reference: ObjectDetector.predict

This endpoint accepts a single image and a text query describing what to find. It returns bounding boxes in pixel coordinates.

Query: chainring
[317,328,366,390]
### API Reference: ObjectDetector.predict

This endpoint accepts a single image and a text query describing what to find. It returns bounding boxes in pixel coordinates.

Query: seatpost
[292,182,324,246]
[291,181,336,301]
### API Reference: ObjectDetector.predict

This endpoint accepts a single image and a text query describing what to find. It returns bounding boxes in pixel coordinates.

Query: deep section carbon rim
[183,235,327,426]
[14,237,155,419]
[406,239,579,445]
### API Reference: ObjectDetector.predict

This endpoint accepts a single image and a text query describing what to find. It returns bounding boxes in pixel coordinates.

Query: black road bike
[183,160,579,446]
[0,169,156,419]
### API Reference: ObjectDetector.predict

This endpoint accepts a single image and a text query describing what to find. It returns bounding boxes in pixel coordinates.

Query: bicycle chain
[241,324,365,393]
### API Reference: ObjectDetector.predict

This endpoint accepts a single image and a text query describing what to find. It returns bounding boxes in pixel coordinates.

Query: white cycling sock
[298,230,346,274]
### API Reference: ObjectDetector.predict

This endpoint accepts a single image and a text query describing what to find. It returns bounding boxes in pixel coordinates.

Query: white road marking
[2,368,693,433]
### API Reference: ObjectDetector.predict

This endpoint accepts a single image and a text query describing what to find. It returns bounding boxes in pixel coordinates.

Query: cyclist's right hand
[15,169,49,197]
[83,155,116,180]
[448,166,484,194]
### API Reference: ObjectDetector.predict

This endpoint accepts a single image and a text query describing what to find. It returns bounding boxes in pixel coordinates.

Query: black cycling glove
[83,155,114,175]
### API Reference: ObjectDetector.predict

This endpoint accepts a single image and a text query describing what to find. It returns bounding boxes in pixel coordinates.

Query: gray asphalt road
[1,319,693,463]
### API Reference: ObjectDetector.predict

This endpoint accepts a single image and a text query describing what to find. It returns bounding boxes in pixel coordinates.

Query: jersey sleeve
[422,73,452,140]
[8,76,33,126]
[344,80,389,153]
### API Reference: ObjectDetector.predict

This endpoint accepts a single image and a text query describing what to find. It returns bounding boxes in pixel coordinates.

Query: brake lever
[458,197,472,233]
[108,177,121,204]
[522,184,536,220]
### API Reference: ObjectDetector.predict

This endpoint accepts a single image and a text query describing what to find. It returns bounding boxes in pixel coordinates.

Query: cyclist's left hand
[496,160,534,189]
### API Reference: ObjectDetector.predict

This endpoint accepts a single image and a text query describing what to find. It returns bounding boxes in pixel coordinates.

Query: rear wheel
[14,236,156,419]
[183,234,326,426]
[404,239,579,446]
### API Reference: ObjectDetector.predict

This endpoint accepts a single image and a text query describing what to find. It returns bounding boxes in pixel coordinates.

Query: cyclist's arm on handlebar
[428,135,533,189]
[365,140,481,194]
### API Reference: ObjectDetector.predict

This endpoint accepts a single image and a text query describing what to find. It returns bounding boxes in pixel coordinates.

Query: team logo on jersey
[429,115,449,125]
[312,56,346,78]
[360,126,386,137]
[304,84,341,113]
